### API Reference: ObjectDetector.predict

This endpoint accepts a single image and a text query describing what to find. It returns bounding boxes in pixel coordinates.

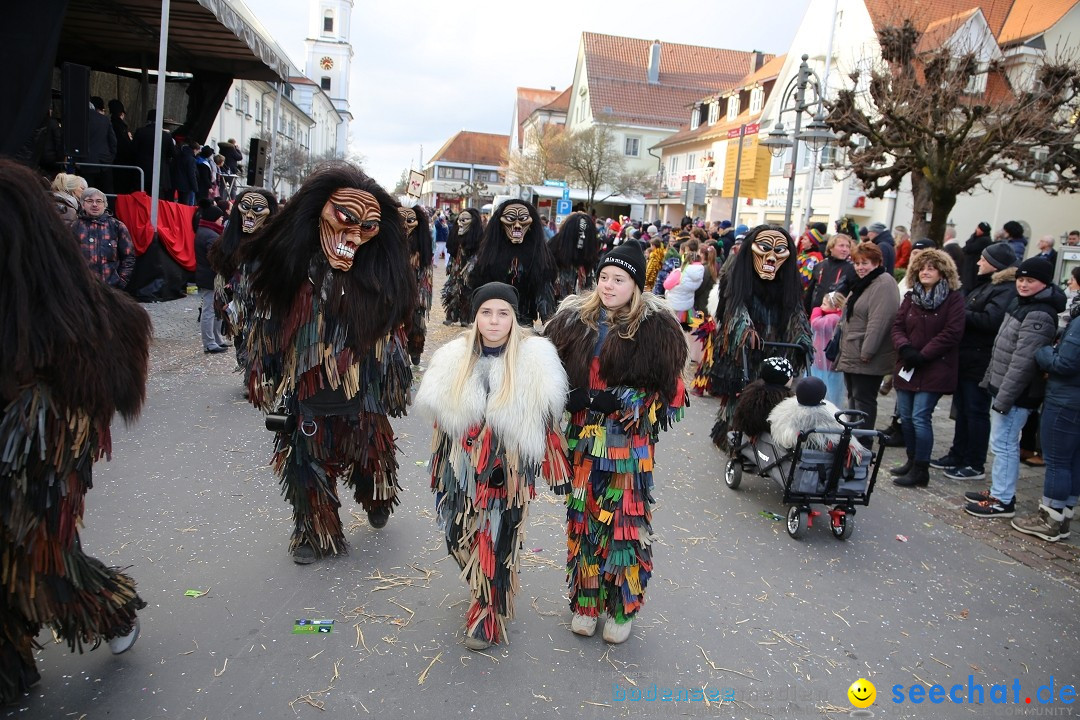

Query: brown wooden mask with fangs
[237,191,271,234]
[750,228,791,280]
[319,188,381,271]
[398,207,418,235]
[499,202,532,244]
[456,210,472,235]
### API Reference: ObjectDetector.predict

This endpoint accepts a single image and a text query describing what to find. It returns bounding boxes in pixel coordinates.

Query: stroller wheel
[830,511,855,540]
[724,458,742,489]
[786,506,808,540]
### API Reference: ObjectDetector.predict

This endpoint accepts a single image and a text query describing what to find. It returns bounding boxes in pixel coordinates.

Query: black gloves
[899,345,925,368]
[566,388,590,413]
[590,390,622,415]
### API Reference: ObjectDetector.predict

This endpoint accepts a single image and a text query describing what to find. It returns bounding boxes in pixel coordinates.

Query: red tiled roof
[738,54,786,90]
[999,0,1079,44]
[652,108,758,150]
[429,131,511,167]
[540,86,572,113]
[581,32,774,129]
[515,87,563,148]
[863,0,1078,44]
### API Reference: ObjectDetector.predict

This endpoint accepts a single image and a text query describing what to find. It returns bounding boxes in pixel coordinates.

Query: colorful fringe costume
[401,205,434,365]
[545,294,688,623]
[442,209,483,325]
[410,263,434,360]
[415,336,570,645]
[247,276,412,558]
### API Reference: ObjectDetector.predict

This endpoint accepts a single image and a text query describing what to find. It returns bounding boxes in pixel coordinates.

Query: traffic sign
[562,187,570,201]
[556,198,572,215]
[543,179,568,187]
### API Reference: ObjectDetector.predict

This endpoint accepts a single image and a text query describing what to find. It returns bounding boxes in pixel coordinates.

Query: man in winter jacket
[1002,220,1028,261]
[73,188,136,289]
[935,243,1017,480]
[959,221,993,292]
[966,258,1066,518]
[866,222,895,274]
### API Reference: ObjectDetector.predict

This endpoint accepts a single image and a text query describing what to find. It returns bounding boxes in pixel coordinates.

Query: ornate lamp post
[760,54,837,232]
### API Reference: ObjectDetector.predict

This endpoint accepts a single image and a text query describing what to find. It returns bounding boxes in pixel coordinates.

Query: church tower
[304,0,353,155]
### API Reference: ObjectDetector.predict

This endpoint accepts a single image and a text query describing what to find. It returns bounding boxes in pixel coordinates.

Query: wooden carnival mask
[319,188,381,272]
[750,229,791,280]
[236,191,272,234]
[499,203,532,244]
[398,207,418,236]
[456,210,472,235]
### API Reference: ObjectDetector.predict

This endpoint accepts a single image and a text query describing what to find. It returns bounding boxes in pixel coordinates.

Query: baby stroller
[723,345,884,540]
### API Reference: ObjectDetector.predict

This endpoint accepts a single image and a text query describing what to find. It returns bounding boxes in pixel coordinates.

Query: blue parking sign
[556,198,572,215]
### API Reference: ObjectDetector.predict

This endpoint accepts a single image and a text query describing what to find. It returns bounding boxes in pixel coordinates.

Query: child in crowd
[809,291,847,406]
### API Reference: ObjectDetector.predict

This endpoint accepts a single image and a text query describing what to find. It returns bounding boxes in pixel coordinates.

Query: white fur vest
[414,335,568,465]
[768,397,867,455]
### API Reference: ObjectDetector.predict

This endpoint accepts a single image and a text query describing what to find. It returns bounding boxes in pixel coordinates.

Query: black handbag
[824,323,843,363]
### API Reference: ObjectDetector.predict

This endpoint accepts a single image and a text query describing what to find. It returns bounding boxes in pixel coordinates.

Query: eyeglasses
[83,199,106,206]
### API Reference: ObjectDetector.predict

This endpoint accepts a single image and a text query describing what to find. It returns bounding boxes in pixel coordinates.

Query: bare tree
[827,19,1080,242]
[454,177,490,209]
[271,142,310,193]
[505,123,567,186]
[559,121,642,212]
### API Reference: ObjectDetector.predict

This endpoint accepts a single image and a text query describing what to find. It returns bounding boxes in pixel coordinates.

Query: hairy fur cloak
[768,397,867,455]
[543,292,687,405]
[731,380,791,438]
[549,211,599,271]
[446,207,483,259]
[408,204,433,270]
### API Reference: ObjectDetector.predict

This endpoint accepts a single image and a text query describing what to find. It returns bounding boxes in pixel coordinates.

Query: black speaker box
[247,137,268,186]
[62,62,91,160]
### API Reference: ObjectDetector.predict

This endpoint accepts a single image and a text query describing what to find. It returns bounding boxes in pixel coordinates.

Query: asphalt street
[7,276,1078,720]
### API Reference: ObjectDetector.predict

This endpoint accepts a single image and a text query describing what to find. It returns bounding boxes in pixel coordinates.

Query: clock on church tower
[320,56,334,70]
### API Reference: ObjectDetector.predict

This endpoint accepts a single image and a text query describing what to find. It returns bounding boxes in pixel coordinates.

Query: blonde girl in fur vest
[544,243,688,644]
[415,282,570,651]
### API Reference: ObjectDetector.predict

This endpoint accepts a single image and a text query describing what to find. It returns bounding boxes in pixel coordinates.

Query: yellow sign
[721,135,770,199]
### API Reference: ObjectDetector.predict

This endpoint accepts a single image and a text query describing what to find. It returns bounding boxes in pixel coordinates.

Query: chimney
[648,40,661,84]
[750,49,765,74]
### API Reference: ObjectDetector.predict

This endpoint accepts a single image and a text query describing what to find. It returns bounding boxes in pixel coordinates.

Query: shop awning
[527,185,646,205]
[58,0,289,81]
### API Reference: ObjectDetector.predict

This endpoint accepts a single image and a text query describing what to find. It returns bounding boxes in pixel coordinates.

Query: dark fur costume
[0,159,151,704]
[549,211,599,302]
[244,163,415,559]
[544,292,687,622]
[442,208,483,324]
[405,205,433,363]
[469,200,557,324]
[208,188,278,369]
[730,380,792,439]
[692,226,812,449]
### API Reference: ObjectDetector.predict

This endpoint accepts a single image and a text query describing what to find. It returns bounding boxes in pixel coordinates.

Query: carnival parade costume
[207,188,277,370]
[469,199,557,325]
[550,211,599,303]
[441,208,482,325]
[400,205,433,365]
[0,159,151,702]
[244,164,415,562]
[545,286,688,628]
[691,226,812,449]
[415,294,570,646]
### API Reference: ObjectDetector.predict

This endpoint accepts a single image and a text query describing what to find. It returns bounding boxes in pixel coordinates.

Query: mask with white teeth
[236,191,271,234]
[499,203,532,244]
[318,188,381,272]
[399,207,418,236]
[750,228,791,280]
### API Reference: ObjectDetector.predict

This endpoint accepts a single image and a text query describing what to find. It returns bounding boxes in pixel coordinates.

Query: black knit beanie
[597,242,647,290]
[1016,258,1053,286]
[471,282,519,315]
[981,243,1016,270]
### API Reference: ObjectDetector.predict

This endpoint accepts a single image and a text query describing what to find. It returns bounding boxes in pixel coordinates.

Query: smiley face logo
[848,678,876,708]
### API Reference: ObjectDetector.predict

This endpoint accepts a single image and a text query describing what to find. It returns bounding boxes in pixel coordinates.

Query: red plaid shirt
[74,212,136,288]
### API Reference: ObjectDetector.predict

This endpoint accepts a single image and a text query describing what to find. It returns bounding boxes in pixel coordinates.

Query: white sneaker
[108,618,140,655]
[571,613,597,637]
[602,617,632,644]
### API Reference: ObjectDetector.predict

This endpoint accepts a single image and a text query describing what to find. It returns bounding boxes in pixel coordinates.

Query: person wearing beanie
[964,254,1066,518]
[934,240,1018,481]
[797,227,825,290]
[961,221,996,291]
[544,243,688,645]
[1002,220,1028,260]
[866,222,896,274]
[415,282,570,651]
[194,200,228,353]
[731,357,794,438]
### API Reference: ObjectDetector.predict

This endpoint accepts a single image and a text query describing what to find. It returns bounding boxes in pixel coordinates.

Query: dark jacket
[1007,234,1028,261]
[958,267,1017,381]
[804,255,857,314]
[960,232,993,291]
[219,142,243,175]
[693,269,715,315]
[194,221,222,289]
[982,284,1067,411]
[87,110,116,164]
[891,289,965,393]
[1035,310,1080,409]
[133,124,175,193]
[872,231,896,274]
[174,145,198,195]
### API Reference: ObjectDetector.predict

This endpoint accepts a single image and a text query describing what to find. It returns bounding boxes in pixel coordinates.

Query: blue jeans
[895,390,943,462]
[1040,402,1080,509]
[948,378,992,470]
[988,405,1031,504]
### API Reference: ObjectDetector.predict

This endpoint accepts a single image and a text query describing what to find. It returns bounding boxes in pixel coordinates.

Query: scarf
[910,280,950,311]
[846,266,886,319]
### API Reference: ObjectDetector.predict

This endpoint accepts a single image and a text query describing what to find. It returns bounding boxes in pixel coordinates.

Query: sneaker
[1061,507,1073,539]
[930,454,959,470]
[602,617,633,644]
[108,618,140,655]
[571,613,597,637]
[1011,505,1065,542]
[945,466,986,481]
[964,489,991,502]
[292,543,317,564]
[964,496,1016,518]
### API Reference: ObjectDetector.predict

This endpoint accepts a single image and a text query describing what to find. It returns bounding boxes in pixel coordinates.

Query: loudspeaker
[62,62,91,160]
[247,138,268,187]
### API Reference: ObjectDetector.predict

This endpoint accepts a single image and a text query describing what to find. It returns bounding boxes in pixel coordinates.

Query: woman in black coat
[804,233,857,314]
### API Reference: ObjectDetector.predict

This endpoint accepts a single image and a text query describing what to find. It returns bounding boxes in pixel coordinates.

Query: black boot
[880,416,905,448]
[893,461,930,487]
[889,450,915,477]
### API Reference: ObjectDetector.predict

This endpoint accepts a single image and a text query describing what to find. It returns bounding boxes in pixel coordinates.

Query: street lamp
[759,54,837,232]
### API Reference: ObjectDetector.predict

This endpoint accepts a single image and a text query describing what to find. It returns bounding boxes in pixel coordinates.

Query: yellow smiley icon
[848,678,876,708]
